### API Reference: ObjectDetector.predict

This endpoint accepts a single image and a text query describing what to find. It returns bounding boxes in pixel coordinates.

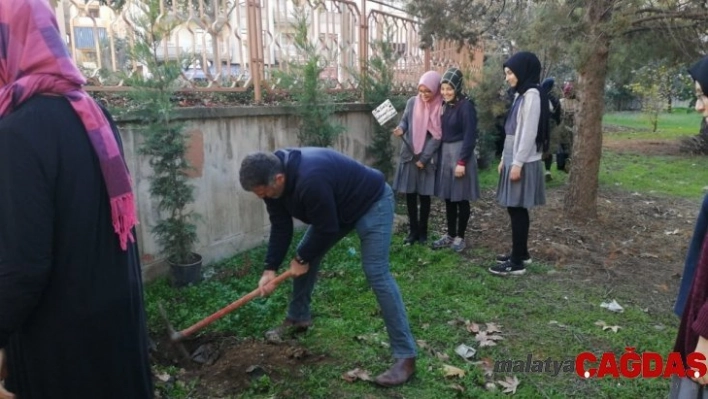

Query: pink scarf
[0,0,136,251]
[412,71,443,154]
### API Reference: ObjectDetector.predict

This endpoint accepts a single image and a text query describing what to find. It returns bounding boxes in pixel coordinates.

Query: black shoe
[495,254,532,265]
[418,224,428,245]
[403,234,418,246]
[489,260,527,276]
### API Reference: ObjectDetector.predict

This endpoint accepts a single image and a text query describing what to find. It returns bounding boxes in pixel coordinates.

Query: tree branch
[623,20,708,36]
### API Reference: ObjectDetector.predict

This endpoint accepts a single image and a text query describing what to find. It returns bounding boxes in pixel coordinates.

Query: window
[73,27,107,50]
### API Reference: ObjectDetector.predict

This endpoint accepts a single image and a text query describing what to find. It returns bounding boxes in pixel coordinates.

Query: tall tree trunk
[564,0,613,220]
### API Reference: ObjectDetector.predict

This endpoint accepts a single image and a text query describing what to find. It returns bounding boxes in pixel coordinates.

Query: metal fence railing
[54,0,483,102]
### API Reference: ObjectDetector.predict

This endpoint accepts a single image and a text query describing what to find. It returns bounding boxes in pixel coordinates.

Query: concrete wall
[117,104,380,280]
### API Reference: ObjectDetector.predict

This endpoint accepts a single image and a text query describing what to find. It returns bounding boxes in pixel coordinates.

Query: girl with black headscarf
[489,51,547,276]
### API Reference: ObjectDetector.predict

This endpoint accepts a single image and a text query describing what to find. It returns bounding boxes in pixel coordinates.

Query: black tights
[507,207,530,262]
[445,200,471,238]
[406,194,431,235]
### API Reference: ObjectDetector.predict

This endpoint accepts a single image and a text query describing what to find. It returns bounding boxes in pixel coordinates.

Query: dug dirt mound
[150,333,329,397]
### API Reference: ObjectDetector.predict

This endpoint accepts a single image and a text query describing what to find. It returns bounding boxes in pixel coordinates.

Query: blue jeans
[675,194,708,317]
[287,184,417,359]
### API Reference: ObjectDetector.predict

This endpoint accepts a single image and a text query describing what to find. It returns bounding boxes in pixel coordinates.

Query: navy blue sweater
[441,97,478,165]
[263,147,385,270]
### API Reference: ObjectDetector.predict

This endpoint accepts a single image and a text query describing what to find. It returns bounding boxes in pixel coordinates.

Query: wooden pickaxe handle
[170,270,294,342]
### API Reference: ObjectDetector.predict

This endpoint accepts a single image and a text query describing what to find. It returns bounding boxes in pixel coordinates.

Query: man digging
[239,147,417,387]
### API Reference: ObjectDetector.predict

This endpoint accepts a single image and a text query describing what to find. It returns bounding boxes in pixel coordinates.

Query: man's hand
[498,161,503,174]
[288,258,309,278]
[258,270,277,297]
[392,127,404,137]
[415,160,425,169]
[691,335,708,385]
[0,349,15,399]
[510,165,522,182]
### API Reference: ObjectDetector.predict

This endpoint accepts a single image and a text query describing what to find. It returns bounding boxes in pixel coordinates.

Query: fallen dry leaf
[595,320,622,333]
[416,339,429,349]
[342,368,372,383]
[485,322,502,333]
[655,283,669,292]
[442,364,466,378]
[475,331,505,347]
[496,375,520,394]
[449,383,465,392]
[435,351,451,361]
[473,357,495,378]
[466,322,480,333]
[156,372,171,382]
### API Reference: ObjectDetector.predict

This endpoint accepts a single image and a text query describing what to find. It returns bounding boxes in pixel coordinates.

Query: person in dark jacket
[239,147,417,387]
[540,77,562,181]
[0,1,153,398]
[670,55,708,396]
[430,67,481,253]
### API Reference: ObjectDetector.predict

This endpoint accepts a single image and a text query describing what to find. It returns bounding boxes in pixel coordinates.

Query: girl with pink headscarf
[392,71,443,245]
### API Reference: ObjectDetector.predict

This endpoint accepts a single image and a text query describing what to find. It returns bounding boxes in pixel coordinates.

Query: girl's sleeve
[397,97,415,133]
[513,91,541,167]
[457,100,478,165]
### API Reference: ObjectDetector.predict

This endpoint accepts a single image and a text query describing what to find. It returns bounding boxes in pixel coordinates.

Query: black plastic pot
[169,253,203,287]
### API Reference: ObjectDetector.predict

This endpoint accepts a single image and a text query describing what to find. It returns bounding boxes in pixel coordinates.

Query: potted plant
[125,1,201,286]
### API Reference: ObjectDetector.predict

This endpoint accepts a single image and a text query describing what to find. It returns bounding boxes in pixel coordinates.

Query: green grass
[147,229,675,398]
[599,151,708,199]
[600,111,708,199]
[146,132,703,398]
[603,111,703,139]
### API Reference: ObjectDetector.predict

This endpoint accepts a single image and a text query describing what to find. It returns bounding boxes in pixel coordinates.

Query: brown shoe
[374,358,415,387]
[264,319,312,343]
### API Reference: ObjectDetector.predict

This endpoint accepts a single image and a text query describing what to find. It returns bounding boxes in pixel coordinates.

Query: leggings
[405,193,431,231]
[507,207,530,262]
[445,200,470,238]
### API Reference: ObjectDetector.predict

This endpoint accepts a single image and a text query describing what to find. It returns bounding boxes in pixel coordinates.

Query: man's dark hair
[239,152,283,191]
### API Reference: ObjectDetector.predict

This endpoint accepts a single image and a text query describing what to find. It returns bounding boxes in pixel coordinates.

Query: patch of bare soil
[432,185,699,310]
[150,333,329,398]
[603,138,683,156]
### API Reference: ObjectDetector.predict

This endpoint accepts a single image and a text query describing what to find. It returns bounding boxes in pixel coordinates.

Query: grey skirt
[435,140,480,202]
[392,158,436,195]
[497,135,546,208]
